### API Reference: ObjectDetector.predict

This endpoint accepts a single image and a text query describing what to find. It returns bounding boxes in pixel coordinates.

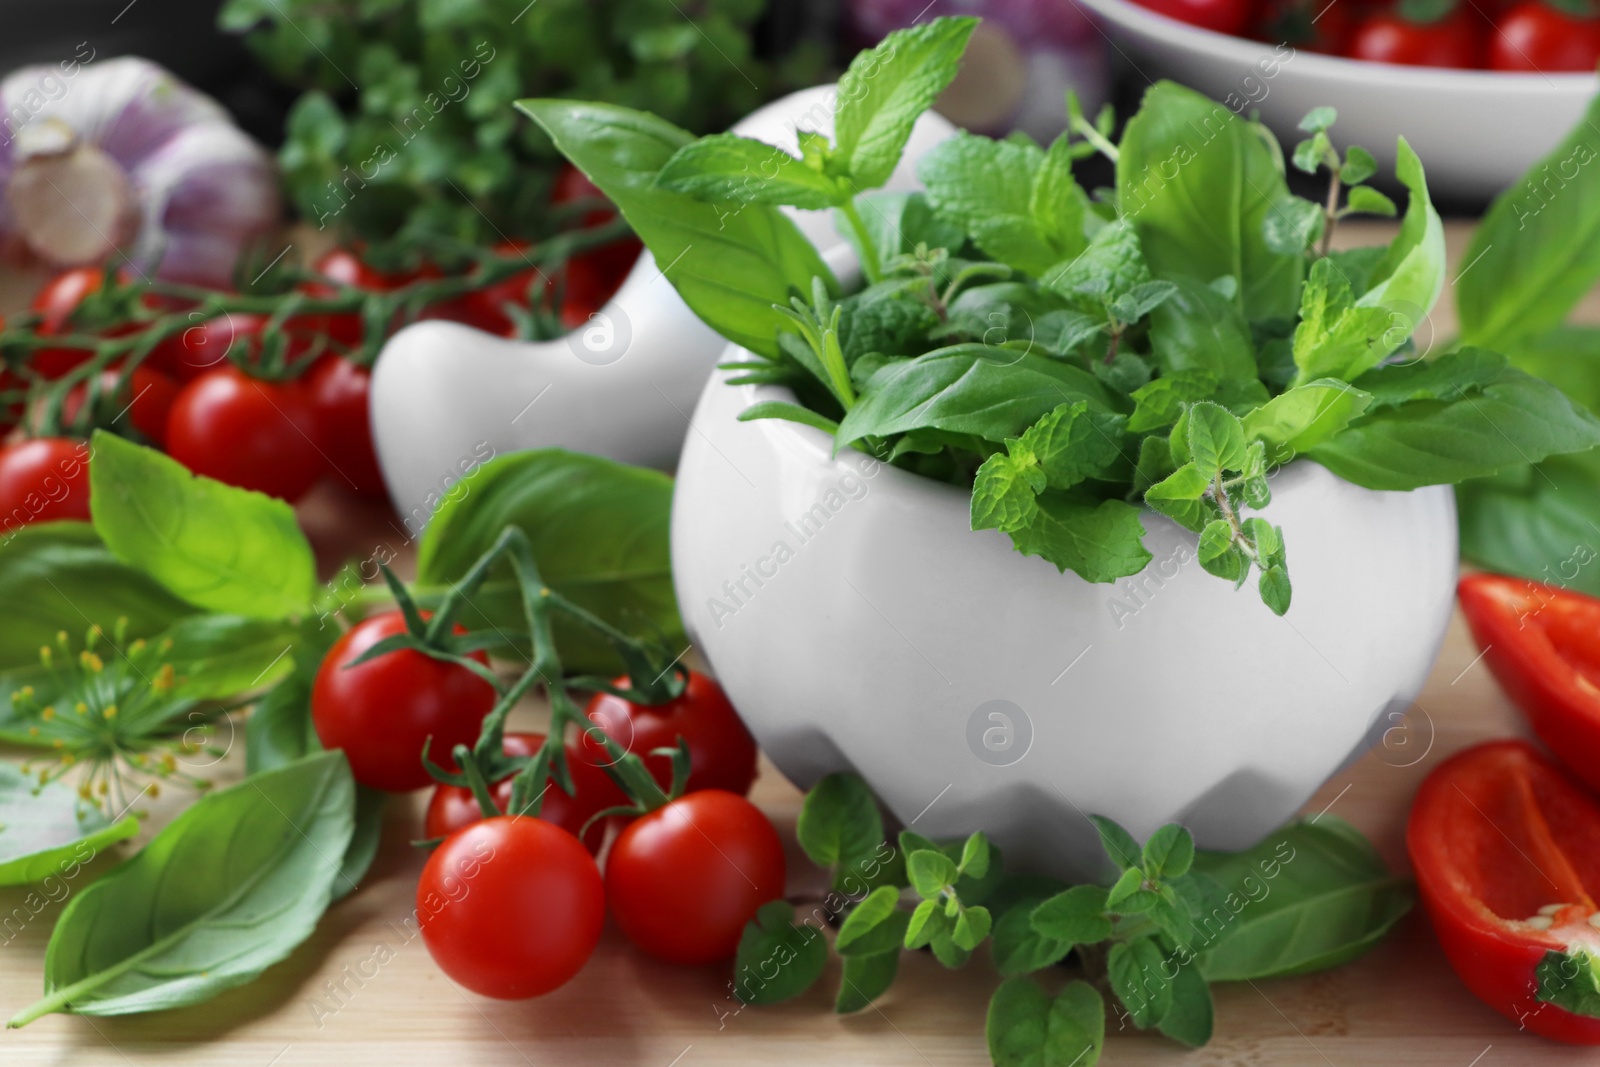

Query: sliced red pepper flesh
[1409,739,1600,1043]
[1458,573,1600,792]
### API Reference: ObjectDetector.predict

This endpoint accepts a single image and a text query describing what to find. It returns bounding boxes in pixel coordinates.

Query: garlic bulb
[0,55,281,286]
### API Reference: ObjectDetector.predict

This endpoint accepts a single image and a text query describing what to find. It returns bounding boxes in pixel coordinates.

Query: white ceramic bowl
[672,362,1458,879]
[1076,0,1593,200]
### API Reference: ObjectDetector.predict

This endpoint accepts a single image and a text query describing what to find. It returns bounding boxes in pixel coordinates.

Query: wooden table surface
[5,223,1600,1066]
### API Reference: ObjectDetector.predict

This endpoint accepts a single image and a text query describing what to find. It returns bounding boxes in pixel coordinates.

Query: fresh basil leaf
[1352,349,1508,411]
[1500,325,1600,413]
[732,900,828,1005]
[835,950,900,1014]
[1142,824,1196,880]
[1007,494,1152,584]
[1147,276,1258,380]
[1109,936,1172,1029]
[1536,948,1600,1018]
[0,763,137,886]
[1243,379,1372,460]
[1456,93,1600,350]
[1309,355,1600,490]
[415,449,683,675]
[11,751,355,1024]
[1117,82,1302,322]
[0,523,194,671]
[986,977,1105,1067]
[1345,186,1396,218]
[1350,138,1444,357]
[1191,816,1413,981]
[835,347,1112,451]
[836,886,909,955]
[158,614,300,700]
[1031,884,1113,945]
[992,901,1073,976]
[88,433,316,620]
[796,772,884,875]
[519,99,834,360]
[336,785,385,903]
[1157,962,1215,1047]
[1457,452,1600,599]
[738,400,841,437]
[654,133,845,209]
[833,16,978,189]
[1262,194,1324,256]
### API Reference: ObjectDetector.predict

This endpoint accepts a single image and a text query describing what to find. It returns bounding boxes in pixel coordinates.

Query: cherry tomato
[310,248,411,293]
[606,790,785,964]
[31,268,108,379]
[580,672,759,798]
[1409,740,1600,1044]
[551,164,619,227]
[1489,2,1600,70]
[61,365,181,445]
[1347,9,1484,66]
[1457,574,1600,791]
[312,611,496,792]
[1258,0,1356,50]
[302,355,385,497]
[0,437,91,528]
[164,366,324,501]
[147,313,266,382]
[0,364,25,433]
[418,816,605,998]
[1131,0,1257,33]
[424,732,613,853]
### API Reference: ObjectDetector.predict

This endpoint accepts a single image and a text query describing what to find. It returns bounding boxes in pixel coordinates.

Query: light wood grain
[4,221,1600,1065]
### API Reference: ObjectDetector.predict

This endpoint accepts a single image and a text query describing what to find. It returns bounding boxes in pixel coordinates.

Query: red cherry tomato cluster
[0,164,640,513]
[309,626,776,1000]
[1133,0,1600,70]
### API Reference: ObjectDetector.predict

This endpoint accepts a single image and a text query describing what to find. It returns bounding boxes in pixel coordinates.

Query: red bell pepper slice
[1409,739,1600,1043]
[1458,573,1600,792]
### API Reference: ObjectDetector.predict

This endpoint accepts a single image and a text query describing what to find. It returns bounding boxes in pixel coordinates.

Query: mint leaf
[1007,495,1152,583]
[733,901,828,1005]
[1031,133,1090,261]
[796,773,884,874]
[654,133,845,209]
[1290,258,1396,385]
[1263,194,1325,256]
[1185,402,1249,476]
[1129,371,1219,433]
[834,16,979,189]
[1243,379,1373,460]
[919,132,1065,276]
[1142,824,1196,879]
[1031,885,1113,944]
[836,951,900,1014]
[972,451,1045,533]
[986,977,1105,1067]
[1041,218,1151,300]
[88,432,316,619]
[1013,403,1127,489]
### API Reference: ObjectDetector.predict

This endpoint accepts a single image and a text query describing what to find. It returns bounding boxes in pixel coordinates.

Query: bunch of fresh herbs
[523,16,1600,614]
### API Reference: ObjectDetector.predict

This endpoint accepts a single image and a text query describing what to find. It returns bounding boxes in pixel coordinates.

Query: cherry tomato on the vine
[1489,2,1600,70]
[0,437,91,527]
[302,354,385,497]
[606,789,785,964]
[418,816,605,998]
[31,268,108,379]
[148,313,266,382]
[580,671,759,798]
[1346,9,1484,66]
[312,611,496,792]
[424,732,614,853]
[61,365,180,445]
[164,366,324,501]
